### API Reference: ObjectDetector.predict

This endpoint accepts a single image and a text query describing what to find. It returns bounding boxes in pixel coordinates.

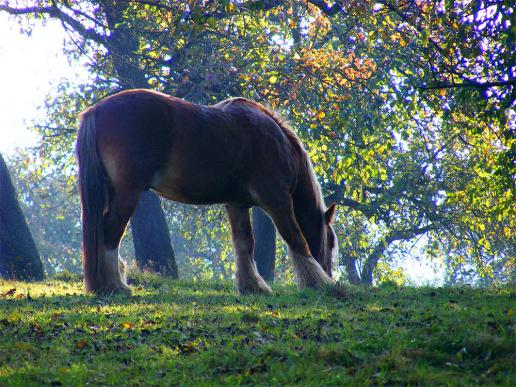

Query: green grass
[1,275,514,386]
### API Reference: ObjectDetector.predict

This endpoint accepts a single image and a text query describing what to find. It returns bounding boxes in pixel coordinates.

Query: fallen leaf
[316,110,326,120]
[15,342,32,351]
[1,288,16,297]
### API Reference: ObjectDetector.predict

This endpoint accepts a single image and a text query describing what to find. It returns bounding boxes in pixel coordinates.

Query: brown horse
[77,89,338,295]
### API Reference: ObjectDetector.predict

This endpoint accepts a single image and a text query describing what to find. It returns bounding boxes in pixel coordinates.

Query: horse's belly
[150,166,248,205]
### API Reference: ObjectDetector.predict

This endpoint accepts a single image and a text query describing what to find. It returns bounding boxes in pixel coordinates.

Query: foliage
[1,0,514,285]
[6,151,81,275]
[0,276,514,385]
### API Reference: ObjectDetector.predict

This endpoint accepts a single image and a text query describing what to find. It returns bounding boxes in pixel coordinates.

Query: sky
[0,13,443,285]
[0,14,82,155]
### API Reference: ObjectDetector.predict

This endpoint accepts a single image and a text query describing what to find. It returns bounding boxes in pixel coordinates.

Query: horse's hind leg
[100,188,140,294]
[260,197,333,290]
[225,205,272,295]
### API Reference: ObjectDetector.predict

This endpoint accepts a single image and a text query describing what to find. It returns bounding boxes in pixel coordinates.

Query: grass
[0,275,514,386]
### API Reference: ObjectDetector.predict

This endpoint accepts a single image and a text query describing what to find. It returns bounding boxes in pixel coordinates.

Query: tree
[0,153,44,281]
[1,0,513,286]
[131,191,178,277]
[252,207,276,281]
[1,1,179,277]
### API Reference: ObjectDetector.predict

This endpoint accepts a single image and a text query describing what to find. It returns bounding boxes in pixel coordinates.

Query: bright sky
[0,14,82,155]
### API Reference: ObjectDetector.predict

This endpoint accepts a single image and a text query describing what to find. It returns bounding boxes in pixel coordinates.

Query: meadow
[1,275,514,385]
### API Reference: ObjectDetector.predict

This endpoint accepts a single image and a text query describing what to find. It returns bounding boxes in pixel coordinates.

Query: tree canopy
[1,0,514,285]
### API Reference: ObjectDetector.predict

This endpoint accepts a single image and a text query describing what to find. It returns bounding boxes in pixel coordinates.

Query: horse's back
[87,89,298,205]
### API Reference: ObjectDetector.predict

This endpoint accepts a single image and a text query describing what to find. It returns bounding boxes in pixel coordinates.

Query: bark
[130,191,178,278]
[0,153,44,281]
[359,241,387,285]
[252,207,276,281]
[341,254,360,285]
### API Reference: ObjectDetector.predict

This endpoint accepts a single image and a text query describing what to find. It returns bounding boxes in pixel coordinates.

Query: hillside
[1,276,514,385]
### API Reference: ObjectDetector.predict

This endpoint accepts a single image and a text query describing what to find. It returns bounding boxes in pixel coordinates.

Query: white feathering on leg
[289,249,334,290]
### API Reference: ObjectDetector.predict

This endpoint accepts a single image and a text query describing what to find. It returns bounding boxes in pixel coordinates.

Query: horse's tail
[76,108,106,293]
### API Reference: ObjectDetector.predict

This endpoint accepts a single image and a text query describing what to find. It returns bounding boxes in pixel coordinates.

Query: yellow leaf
[316,111,326,120]
[15,342,32,351]
[439,88,446,96]
[269,75,278,84]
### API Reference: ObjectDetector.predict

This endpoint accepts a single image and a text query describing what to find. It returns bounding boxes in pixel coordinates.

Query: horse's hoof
[294,256,335,290]
[93,284,132,296]
[112,283,132,296]
[237,280,273,295]
[235,269,272,295]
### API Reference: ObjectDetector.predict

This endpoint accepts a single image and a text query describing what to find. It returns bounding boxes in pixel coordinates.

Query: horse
[76,89,338,295]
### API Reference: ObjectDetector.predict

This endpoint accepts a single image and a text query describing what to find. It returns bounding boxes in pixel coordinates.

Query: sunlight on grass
[1,277,514,385]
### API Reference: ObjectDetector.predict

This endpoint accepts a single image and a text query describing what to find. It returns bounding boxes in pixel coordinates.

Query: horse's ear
[325,203,337,225]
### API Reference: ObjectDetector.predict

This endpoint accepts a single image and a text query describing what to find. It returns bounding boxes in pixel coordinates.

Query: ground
[0,274,514,385]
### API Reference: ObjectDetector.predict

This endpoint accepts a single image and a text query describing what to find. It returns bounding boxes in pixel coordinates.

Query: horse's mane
[214,97,326,213]
[215,98,299,148]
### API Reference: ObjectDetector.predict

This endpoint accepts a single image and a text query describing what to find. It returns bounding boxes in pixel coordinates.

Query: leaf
[206,17,217,28]
[15,342,32,351]
[1,288,16,298]
[241,311,260,323]
[76,339,88,349]
[422,28,430,47]
[269,75,278,84]
[316,111,326,120]
[439,88,446,97]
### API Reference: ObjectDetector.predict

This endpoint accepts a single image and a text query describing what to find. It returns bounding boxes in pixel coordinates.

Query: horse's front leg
[262,199,334,290]
[225,205,272,295]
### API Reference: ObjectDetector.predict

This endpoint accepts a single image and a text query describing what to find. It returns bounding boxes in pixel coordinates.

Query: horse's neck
[292,174,325,258]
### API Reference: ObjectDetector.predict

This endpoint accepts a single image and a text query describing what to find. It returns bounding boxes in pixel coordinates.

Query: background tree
[252,207,276,281]
[0,153,44,281]
[1,0,513,286]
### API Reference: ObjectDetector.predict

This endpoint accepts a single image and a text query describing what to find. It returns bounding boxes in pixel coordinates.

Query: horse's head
[315,203,339,276]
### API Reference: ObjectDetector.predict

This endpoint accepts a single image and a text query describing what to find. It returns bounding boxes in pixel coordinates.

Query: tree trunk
[0,153,44,281]
[252,207,276,281]
[342,254,360,285]
[103,2,178,276]
[360,242,385,285]
[130,191,178,278]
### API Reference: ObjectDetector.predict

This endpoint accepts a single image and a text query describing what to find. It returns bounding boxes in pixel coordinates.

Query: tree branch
[360,224,436,285]
[420,79,516,90]
[0,4,105,45]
